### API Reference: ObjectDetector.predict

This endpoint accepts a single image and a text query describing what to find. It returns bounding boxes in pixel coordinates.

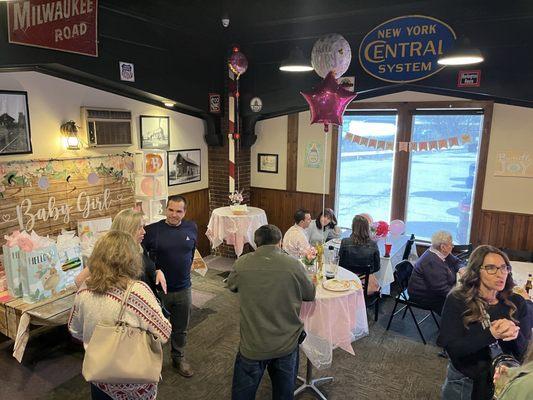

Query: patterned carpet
[0,256,448,400]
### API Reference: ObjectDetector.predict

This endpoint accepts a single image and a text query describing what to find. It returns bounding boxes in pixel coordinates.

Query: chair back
[394,260,414,292]
[402,234,416,260]
[453,244,473,261]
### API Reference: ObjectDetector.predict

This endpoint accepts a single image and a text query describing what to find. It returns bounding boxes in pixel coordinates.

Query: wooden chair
[386,260,440,344]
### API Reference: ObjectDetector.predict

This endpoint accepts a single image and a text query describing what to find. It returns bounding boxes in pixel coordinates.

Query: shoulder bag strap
[116,282,135,325]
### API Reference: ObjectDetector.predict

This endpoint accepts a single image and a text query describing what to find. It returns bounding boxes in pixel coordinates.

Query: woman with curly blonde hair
[69,231,171,400]
[438,245,531,400]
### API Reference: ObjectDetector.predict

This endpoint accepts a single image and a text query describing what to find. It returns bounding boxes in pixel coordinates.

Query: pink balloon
[301,71,357,132]
[390,219,405,236]
[229,48,248,76]
[359,213,373,225]
[140,177,162,197]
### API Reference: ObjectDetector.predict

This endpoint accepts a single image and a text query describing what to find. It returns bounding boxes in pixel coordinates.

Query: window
[335,101,491,243]
[337,112,397,228]
[406,111,483,242]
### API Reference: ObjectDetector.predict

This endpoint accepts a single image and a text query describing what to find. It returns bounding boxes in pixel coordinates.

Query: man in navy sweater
[408,230,464,315]
[143,195,197,377]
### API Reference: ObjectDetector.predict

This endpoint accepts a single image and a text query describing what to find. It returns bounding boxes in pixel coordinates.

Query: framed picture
[0,91,32,156]
[140,115,170,149]
[167,149,201,185]
[257,153,278,173]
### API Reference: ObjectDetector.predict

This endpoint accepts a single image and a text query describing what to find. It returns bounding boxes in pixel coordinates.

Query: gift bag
[2,245,23,298]
[20,245,62,303]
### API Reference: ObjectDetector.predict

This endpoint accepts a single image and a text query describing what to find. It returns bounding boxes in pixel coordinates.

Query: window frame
[336,100,494,244]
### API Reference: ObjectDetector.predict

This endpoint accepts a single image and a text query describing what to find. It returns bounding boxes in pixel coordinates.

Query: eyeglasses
[480,264,511,275]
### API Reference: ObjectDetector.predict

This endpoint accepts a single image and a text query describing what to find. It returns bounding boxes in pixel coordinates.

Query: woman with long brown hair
[338,214,380,274]
[438,245,531,400]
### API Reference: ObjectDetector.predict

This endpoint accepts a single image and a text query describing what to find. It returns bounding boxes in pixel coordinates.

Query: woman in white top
[69,230,171,400]
[306,208,341,245]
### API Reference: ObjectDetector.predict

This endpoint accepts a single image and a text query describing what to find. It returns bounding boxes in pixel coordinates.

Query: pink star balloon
[301,71,357,132]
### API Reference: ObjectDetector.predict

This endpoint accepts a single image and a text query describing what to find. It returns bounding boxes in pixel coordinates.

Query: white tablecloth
[328,235,417,295]
[300,268,369,369]
[205,206,268,257]
[511,261,533,286]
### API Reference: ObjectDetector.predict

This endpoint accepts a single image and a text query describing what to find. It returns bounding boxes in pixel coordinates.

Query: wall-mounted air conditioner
[81,107,133,147]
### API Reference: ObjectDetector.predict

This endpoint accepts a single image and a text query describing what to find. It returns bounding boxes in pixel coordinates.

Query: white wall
[483,104,533,214]
[0,71,208,194]
[251,115,287,190]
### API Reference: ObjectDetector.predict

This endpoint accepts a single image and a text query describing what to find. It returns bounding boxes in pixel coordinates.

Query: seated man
[282,209,312,258]
[408,230,464,315]
[227,224,316,400]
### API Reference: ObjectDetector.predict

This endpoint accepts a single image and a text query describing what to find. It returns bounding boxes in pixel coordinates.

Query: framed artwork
[140,115,170,149]
[168,149,201,185]
[0,91,32,156]
[257,153,278,173]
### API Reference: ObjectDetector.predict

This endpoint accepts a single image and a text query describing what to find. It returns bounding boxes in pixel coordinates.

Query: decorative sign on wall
[208,93,221,114]
[0,154,134,238]
[359,15,456,83]
[7,0,98,57]
[119,61,135,82]
[305,142,322,168]
[457,70,481,87]
[494,151,532,178]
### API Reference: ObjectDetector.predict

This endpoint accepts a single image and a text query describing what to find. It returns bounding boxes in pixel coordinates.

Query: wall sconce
[60,120,81,150]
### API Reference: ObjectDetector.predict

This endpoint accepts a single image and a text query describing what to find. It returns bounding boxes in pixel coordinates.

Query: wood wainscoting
[472,209,533,251]
[250,187,334,235]
[181,188,210,256]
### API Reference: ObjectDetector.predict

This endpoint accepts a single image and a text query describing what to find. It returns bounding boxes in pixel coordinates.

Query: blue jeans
[231,346,299,400]
[441,363,473,400]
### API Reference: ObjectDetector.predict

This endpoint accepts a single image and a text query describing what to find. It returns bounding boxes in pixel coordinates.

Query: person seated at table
[438,245,530,400]
[227,224,316,400]
[282,208,312,258]
[408,230,464,315]
[493,341,533,400]
[339,215,381,294]
[306,208,341,245]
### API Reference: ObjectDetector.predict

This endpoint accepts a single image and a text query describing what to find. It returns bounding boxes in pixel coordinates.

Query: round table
[296,267,369,399]
[205,206,268,257]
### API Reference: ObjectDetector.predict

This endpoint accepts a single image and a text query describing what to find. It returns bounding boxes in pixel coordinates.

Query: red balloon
[301,71,357,132]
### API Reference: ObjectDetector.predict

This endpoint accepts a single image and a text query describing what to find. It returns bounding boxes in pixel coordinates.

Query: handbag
[82,282,163,384]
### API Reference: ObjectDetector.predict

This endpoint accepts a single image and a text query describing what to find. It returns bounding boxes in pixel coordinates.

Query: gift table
[206,206,268,257]
[0,287,76,362]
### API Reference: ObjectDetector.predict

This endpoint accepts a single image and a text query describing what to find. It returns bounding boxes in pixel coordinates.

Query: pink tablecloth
[300,267,369,369]
[206,206,268,257]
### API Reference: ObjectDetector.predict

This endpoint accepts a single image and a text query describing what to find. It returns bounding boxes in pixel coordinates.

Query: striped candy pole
[228,69,236,194]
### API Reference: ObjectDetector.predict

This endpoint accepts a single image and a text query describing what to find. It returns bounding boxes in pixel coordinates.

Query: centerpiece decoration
[370,220,390,240]
[229,190,248,214]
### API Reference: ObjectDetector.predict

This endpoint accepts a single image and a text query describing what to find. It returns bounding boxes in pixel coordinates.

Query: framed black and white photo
[140,115,170,149]
[0,91,32,156]
[257,153,278,173]
[168,149,201,185]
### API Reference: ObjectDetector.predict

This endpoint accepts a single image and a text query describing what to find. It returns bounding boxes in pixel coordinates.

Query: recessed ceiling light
[163,101,175,107]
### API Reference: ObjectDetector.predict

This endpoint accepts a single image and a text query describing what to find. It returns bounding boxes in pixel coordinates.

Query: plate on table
[323,279,352,292]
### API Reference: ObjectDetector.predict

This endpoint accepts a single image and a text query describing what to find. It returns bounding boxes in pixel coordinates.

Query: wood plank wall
[472,210,533,251]
[180,188,210,256]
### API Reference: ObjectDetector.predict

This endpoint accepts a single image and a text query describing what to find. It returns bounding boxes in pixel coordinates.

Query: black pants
[409,294,446,315]
[160,287,192,360]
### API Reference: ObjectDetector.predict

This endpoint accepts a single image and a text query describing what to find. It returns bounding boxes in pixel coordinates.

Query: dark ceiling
[0,0,532,119]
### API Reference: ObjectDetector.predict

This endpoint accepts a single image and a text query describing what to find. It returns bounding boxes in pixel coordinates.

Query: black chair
[401,234,416,260]
[501,248,533,262]
[386,260,440,345]
[453,243,473,261]
[356,265,380,322]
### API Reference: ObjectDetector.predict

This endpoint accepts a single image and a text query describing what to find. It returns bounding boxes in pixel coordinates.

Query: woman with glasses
[438,245,531,400]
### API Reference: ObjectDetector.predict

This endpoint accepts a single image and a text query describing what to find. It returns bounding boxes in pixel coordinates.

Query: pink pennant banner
[429,141,438,150]
[368,138,377,148]
[409,142,418,152]
[352,134,362,144]
[385,141,394,151]
[418,142,428,151]
[438,139,448,149]
[399,142,408,152]
[360,137,369,146]
[461,134,472,144]
[377,140,385,150]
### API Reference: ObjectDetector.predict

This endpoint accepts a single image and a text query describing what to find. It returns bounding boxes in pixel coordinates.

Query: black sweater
[438,293,531,400]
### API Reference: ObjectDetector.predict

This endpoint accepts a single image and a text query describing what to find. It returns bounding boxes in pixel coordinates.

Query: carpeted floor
[0,256,448,399]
